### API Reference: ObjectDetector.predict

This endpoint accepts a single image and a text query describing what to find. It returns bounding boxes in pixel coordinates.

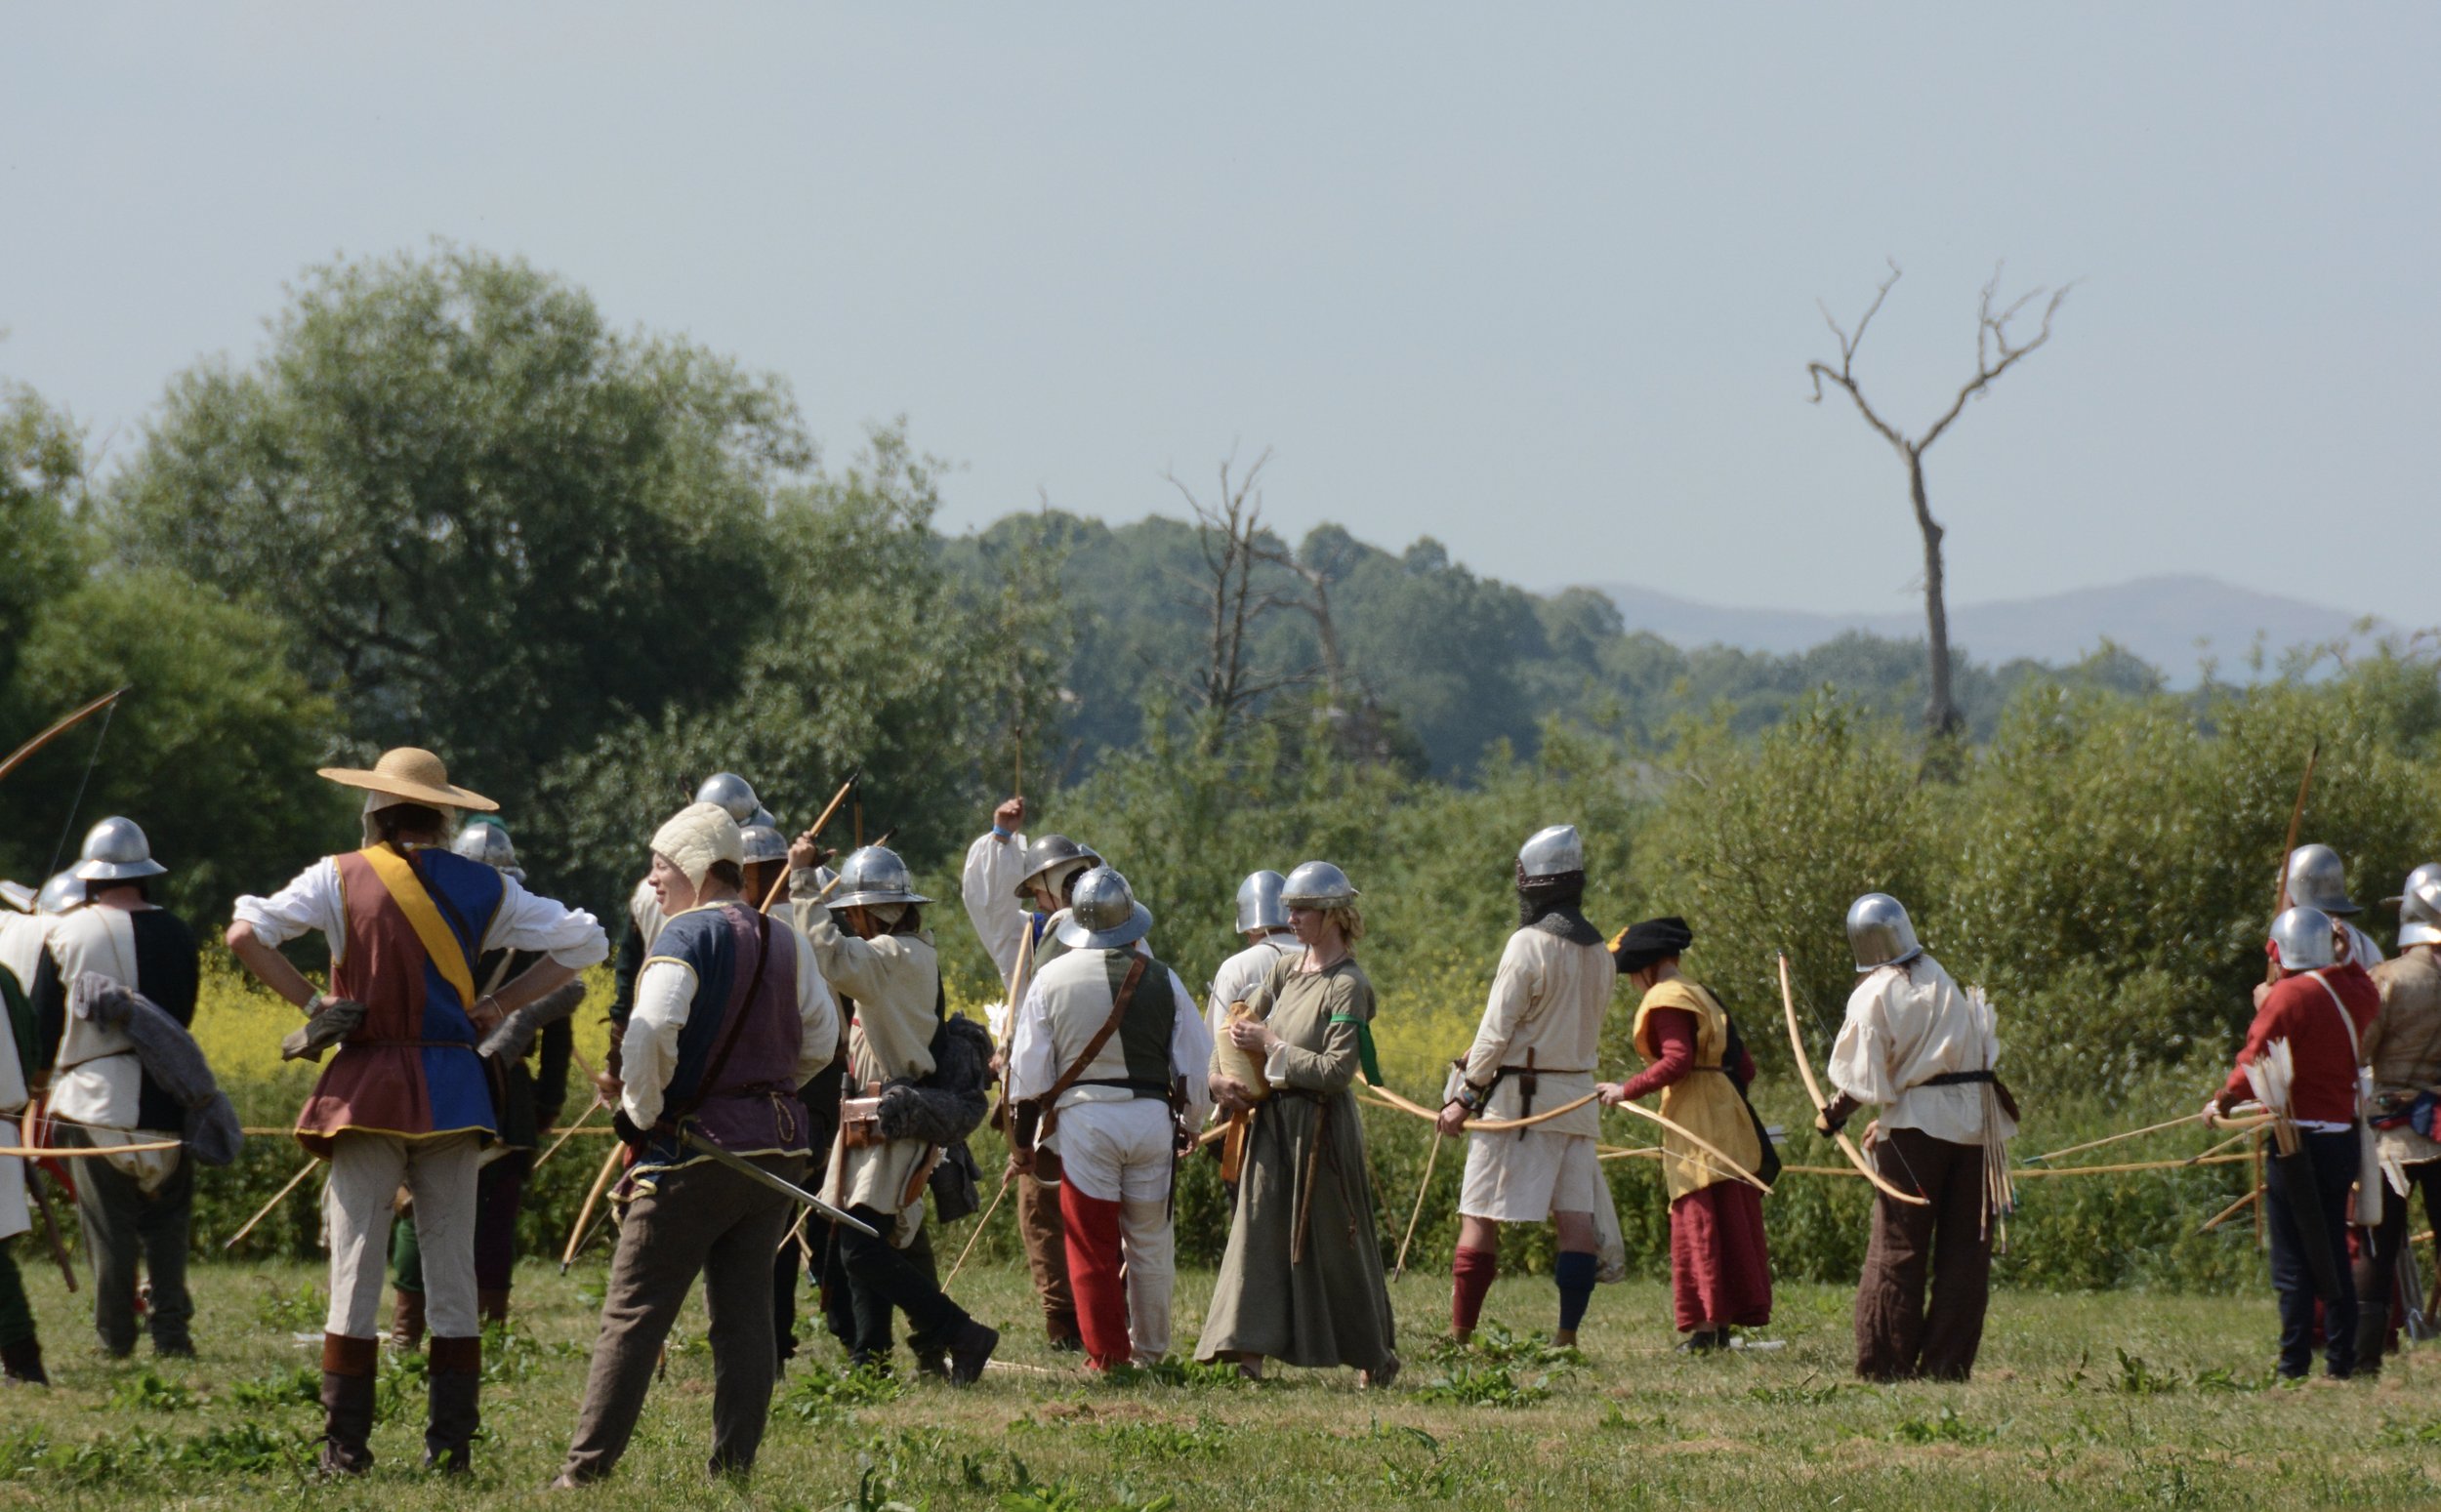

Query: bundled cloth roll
[1216,1001,1270,1102]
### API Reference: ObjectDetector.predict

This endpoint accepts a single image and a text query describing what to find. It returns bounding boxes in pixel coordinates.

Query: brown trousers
[1014,1144,1078,1340]
[561,1153,803,1484]
[1854,1126,1993,1382]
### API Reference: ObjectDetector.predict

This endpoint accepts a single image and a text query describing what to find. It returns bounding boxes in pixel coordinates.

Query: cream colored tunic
[2367,948,2441,1172]
[1830,955,2015,1147]
[1457,927,1612,1140]
[795,880,939,1240]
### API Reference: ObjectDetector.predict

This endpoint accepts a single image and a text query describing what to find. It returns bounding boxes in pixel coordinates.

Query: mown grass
[0,1257,2433,1510]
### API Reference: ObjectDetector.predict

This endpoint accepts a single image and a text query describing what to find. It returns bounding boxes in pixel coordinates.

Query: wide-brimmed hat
[316,747,499,812]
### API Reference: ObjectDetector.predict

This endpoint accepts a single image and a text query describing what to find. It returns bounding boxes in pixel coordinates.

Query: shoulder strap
[666,908,775,1126]
[2308,970,2368,1067]
[1043,951,1150,1113]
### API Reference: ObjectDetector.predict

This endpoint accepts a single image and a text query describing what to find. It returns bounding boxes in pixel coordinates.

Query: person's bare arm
[225,921,319,1011]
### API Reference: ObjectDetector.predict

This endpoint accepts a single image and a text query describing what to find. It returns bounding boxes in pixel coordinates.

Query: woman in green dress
[1196,861,1398,1385]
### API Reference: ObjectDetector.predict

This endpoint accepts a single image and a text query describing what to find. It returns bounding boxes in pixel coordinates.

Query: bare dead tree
[1807,261,2071,745]
[1167,448,1308,748]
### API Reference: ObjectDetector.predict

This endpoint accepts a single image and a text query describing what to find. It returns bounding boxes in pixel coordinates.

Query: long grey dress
[1195,956,1397,1374]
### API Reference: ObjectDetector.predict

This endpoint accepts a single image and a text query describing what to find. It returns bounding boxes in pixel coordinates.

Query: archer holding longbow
[1791,892,2018,1384]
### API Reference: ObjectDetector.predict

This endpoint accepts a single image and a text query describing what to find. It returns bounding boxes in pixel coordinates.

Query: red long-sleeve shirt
[2221,963,2379,1124]
[1619,1008,1756,1103]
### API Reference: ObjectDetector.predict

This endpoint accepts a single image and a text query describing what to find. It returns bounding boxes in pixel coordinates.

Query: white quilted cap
[651,801,744,890]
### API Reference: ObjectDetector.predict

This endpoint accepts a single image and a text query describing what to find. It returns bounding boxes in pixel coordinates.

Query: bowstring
[44,697,118,878]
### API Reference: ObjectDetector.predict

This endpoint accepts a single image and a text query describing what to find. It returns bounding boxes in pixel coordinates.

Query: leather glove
[280,997,367,1062]
[479,1003,546,1064]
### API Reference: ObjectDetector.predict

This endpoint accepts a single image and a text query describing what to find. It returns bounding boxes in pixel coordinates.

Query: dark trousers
[0,1239,35,1349]
[1855,1126,1992,1382]
[827,1206,966,1366]
[2352,1156,2441,1372]
[560,1155,802,1483]
[2267,1128,2361,1378]
[395,1153,529,1297]
[56,1127,192,1356]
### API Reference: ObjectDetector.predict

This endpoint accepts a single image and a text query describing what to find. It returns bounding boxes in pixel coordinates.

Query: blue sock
[1554,1251,1597,1331]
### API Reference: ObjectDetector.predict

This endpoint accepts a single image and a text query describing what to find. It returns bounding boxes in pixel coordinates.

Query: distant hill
[1575,574,2379,683]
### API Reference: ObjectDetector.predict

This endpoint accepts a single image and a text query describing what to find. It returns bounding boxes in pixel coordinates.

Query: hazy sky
[5,5,2435,624]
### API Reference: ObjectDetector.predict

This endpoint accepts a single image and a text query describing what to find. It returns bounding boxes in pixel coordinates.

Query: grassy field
[0,1256,2435,1510]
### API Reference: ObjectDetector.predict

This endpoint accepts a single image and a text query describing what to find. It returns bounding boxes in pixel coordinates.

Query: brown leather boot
[478,1288,511,1329]
[318,1333,379,1476]
[425,1335,482,1473]
[391,1287,427,1350]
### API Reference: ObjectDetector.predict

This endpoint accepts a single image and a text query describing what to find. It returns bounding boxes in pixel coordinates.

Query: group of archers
[0,737,2430,1485]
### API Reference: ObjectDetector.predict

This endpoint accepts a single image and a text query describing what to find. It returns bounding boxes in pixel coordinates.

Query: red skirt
[1670,1181,1772,1330]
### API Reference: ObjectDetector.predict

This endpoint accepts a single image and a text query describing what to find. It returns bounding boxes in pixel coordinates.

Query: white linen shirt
[232,855,610,969]
[619,912,839,1131]
[1006,941,1214,1125]
[1829,954,2015,1147]
[1204,932,1303,1048]
[961,828,1031,988]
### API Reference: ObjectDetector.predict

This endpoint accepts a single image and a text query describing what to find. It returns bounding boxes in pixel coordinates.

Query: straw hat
[316,747,499,812]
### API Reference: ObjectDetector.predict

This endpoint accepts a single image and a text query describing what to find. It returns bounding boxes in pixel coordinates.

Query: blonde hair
[1325,902,1366,944]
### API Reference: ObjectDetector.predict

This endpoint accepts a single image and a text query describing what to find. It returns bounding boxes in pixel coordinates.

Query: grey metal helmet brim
[825,844,932,912]
[2268,905,2339,970]
[693,773,762,827]
[1234,871,1289,933]
[0,880,32,915]
[1517,825,1585,880]
[1846,891,1924,973]
[2284,843,2359,917]
[1279,860,1359,909]
[72,816,167,882]
[1056,900,1153,950]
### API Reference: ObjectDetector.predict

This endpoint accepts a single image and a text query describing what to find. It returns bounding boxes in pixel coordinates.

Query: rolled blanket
[66,971,244,1166]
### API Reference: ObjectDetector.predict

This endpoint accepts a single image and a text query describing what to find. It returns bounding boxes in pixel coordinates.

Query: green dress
[1195,956,1397,1374]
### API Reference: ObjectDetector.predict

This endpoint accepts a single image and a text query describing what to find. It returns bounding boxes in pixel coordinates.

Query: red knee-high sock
[1452,1246,1498,1333]
[1058,1183,1129,1369]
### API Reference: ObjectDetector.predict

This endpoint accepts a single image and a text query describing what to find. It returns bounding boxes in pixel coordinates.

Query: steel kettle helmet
[2399,871,2441,949]
[738,824,790,868]
[1056,866,1154,949]
[2284,843,2359,917]
[1279,861,1359,909]
[1014,834,1101,902]
[1234,870,1289,933]
[72,817,167,883]
[450,816,519,877]
[827,845,931,911]
[693,773,762,827]
[1845,892,1923,972]
[1517,825,1584,879]
[35,870,85,916]
[2268,905,2338,970]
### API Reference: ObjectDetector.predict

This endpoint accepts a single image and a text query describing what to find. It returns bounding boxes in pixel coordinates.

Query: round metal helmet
[2400,877,2441,949]
[1517,824,1584,880]
[36,870,85,916]
[450,817,518,874]
[2285,843,2358,917]
[1846,892,1923,973]
[72,817,166,883]
[2388,862,2441,910]
[827,845,931,911]
[748,804,779,834]
[1014,834,1101,901]
[738,824,790,867]
[693,773,762,826]
[1234,870,1289,933]
[1056,866,1154,949]
[2268,905,2338,970]
[1280,860,1359,909]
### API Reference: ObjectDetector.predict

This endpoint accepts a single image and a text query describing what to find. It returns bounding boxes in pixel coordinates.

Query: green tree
[104,245,807,830]
[0,383,94,684]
